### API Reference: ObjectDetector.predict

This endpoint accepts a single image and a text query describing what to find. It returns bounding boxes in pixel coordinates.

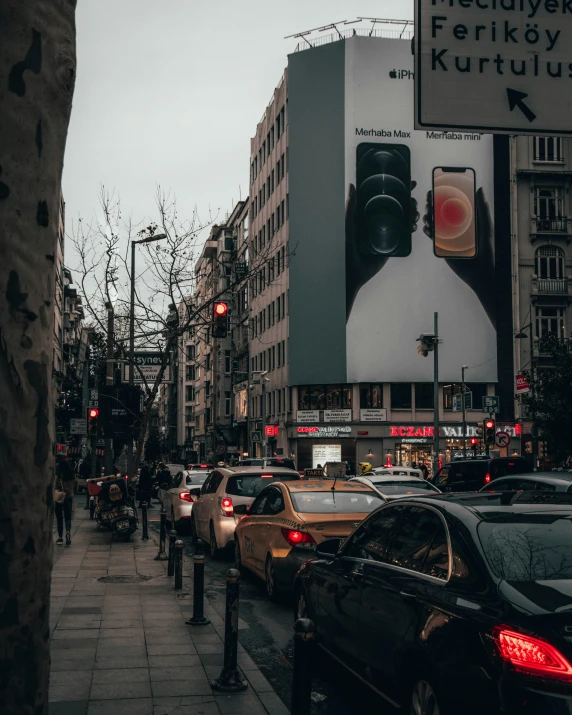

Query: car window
[388,506,449,579]
[291,491,382,514]
[344,506,402,562]
[173,473,183,489]
[435,466,450,486]
[209,472,223,493]
[240,459,264,467]
[535,481,557,492]
[225,474,299,497]
[185,472,209,487]
[263,488,285,515]
[200,474,212,495]
[371,480,438,495]
[249,494,269,515]
[267,458,296,470]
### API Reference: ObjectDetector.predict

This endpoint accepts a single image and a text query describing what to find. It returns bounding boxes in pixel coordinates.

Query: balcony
[532,275,570,296]
[533,217,569,233]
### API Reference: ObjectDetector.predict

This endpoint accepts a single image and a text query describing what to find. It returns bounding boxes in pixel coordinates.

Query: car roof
[367,475,426,483]
[491,471,572,483]
[214,466,300,476]
[284,479,376,493]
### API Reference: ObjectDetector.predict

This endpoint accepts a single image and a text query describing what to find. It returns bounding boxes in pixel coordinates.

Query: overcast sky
[62,0,410,246]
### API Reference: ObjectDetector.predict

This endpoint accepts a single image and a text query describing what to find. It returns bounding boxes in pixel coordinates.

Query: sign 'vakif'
[415,0,572,134]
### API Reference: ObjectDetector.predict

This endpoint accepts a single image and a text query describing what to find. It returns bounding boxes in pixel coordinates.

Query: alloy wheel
[410,679,440,715]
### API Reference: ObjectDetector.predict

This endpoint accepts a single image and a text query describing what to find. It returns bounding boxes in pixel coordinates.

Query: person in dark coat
[138,462,153,507]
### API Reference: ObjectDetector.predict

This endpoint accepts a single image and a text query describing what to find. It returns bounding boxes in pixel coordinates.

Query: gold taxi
[233,479,383,599]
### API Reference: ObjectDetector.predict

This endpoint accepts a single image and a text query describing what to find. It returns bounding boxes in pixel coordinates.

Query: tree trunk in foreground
[0,2,76,713]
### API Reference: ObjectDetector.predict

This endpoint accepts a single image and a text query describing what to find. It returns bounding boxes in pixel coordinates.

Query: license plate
[115,520,129,530]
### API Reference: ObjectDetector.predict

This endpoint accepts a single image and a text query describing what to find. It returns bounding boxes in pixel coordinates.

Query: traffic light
[356,143,412,257]
[470,437,478,446]
[212,302,228,338]
[416,334,436,358]
[87,407,99,436]
[484,419,496,446]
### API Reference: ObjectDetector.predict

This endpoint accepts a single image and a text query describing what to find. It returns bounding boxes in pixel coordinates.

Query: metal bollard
[168,529,177,577]
[291,619,315,715]
[154,508,168,561]
[84,487,90,510]
[174,540,183,590]
[141,502,149,540]
[212,569,247,692]
[186,538,210,626]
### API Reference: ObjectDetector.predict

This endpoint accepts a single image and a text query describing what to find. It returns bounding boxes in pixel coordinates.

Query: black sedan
[481,471,572,493]
[294,492,572,715]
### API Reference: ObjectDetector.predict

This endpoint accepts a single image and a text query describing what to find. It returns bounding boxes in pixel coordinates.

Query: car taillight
[179,492,195,503]
[493,627,572,682]
[220,497,234,516]
[261,474,273,479]
[281,528,316,548]
[484,473,491,484]
[200,464,208,468]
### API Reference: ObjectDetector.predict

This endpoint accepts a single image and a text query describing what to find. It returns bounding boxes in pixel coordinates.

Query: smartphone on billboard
[356,143,411,258]
[432,167,477,258]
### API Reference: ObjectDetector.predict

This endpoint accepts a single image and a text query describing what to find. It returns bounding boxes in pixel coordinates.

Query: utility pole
[461,364,468,458]
[104,303,115,474]
[261,378,267,459]
[433,312,439,479]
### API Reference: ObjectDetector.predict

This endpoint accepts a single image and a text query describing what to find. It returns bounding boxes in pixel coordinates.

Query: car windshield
[291,491,383,514]
[184,472,208,486]
[266,458,296,470]
[478,515,572,582]
[226,474,299,497]
[373,470,419,477]
[372,480,438,495]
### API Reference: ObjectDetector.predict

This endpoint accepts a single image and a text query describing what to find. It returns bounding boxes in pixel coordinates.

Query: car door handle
[399,590,417,600]
[350,567,364,582]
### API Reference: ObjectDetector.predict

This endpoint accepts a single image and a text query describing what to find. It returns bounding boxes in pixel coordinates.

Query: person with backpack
[54,456,77,546]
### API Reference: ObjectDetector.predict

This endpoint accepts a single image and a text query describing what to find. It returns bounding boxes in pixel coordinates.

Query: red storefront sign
[516,374,531,394]
[390,426,435,438]
[265,425,279,437]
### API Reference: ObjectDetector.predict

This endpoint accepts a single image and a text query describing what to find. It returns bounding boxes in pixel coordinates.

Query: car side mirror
[189,488,201,498]
[233,504,250,515]
[315,538,341,558]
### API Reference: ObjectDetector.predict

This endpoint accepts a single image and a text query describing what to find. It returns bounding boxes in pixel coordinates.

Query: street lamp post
[128,233,167,480]
[515,323,536,469]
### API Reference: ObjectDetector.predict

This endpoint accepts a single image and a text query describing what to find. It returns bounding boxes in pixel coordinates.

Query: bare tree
[70,188,276,473]
[0,3,77,713]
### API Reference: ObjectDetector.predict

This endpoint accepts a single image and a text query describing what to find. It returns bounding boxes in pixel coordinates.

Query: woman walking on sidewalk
[55,456,77,546]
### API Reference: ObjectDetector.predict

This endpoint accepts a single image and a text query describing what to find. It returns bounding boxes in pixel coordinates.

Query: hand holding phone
[433,167,477,258]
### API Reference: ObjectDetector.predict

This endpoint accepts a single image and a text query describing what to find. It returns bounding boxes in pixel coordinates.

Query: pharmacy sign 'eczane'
[415,0,572,135]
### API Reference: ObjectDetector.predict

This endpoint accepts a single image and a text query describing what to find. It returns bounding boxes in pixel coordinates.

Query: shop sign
[297,426,352,438]
[391,426,435,438]
[312,444,341,467]
[360,409,388,422]
[265,425,279,437]
[296,410,320,424]
[401,438,431,444]
[324,409,352,423]
[516,375,531,395]
[389,424,519,439]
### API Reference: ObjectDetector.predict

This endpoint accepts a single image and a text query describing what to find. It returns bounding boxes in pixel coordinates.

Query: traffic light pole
[261,379,266,459]
[461,365,467,459]
[433,312,439,478]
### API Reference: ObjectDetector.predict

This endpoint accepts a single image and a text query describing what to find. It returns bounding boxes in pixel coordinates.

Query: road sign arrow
[507,88,536,123]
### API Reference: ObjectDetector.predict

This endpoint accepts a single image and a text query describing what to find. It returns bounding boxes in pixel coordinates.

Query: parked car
[480,471,572,493]
[431,456,532,492]
[190,466,301,557]
[187,463,213,471]
[371,466,423,479]
[166,463,185,477]
[234,479,383,599]
[294,491,572,715]
[162,470,210,533]
[240,457,297,471]
[350,474,441,501]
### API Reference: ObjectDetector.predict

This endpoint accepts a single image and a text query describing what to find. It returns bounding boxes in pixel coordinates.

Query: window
[534,136,562,162]
[388,506,449,579]
[205,354,211,371]
[414,383,434,409]
[225,350,231,373]
[205,381,210,398]
[280,153,285,180]
[391,383,412,409]
[345,506,402,562]
[443,384,458,410]
[534,187,564,230]
[269,258,275,282]
[271,345,276,370]
[271,214,275,236]
[264,488,285,515]
[281,200,285,225]
[185,405,193,422]
[271,169,274,194]
[536,306,566,338]
[206,407,212,424]
[225,391,231,416]
[185,365,195,381]
[225,235,233,252]
[186,344,195,361]
[185,386,194,402]
[535,246,564,279]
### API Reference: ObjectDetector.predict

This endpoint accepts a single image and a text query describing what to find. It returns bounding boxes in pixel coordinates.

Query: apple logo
[389,69,397,79]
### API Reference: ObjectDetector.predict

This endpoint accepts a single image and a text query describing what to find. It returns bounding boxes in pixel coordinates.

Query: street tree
[520,335,572,464]
[0,3,77,713]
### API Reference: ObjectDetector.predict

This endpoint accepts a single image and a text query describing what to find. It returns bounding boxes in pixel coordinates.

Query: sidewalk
[49,498,289,715]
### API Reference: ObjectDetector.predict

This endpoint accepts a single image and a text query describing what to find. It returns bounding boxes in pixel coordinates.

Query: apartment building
[512,134,572,466]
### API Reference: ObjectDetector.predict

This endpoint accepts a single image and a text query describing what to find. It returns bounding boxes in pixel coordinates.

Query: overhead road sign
[415,0,572,135]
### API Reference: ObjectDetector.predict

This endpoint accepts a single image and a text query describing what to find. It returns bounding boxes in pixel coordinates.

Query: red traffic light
[484,419,495,429]
[214,302,228,316]
[88,408,99,419]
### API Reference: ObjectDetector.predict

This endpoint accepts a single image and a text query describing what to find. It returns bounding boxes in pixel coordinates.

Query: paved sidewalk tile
[49,498,287,715]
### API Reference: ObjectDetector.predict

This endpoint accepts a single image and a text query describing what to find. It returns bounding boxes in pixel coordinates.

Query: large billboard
[288,36,498,385]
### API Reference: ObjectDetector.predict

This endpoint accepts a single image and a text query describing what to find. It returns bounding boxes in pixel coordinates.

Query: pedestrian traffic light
[87,407,99,435]
[356,143,412,257]
[470,437,478,446]
[484,419,496,446]
[212,301,228,338]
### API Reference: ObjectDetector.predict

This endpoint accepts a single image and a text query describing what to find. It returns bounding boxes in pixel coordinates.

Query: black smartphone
[356,143,411,257]
[432,167,477,258]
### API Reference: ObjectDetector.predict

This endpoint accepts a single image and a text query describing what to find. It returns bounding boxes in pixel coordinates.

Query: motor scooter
[87,475,138,540]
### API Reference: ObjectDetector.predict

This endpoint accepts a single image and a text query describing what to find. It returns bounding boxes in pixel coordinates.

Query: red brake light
[281,528,316,547]
[261,474,273,479]
[179,492,195,503]
[220,497,234,516]
[484,473,491,484]
[493,627,572,681]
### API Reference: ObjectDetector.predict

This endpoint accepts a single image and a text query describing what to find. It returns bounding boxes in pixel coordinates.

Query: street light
[515,323,536,469]
[127,233,167,481]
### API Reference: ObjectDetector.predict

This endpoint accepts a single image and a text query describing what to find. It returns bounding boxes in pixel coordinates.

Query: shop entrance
[395,443,433,468]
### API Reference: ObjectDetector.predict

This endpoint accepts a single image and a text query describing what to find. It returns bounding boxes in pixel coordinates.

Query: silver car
[350,475,441,501]
[163,470,210,534]
[190,466,301,557]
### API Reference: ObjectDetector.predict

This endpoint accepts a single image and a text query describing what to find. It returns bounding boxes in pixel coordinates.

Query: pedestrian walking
[138,461,153,507]
[419,461,429,480]
[54,456,77,546]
